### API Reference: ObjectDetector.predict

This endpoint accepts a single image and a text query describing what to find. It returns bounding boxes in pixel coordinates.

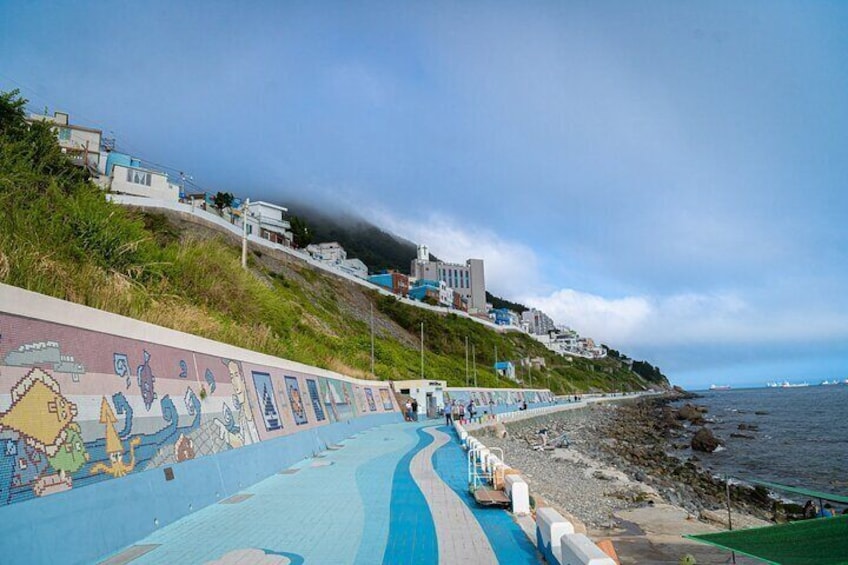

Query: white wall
[110,165,180,202]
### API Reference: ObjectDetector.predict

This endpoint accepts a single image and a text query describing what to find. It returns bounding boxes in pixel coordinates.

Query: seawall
[0,283,401,564]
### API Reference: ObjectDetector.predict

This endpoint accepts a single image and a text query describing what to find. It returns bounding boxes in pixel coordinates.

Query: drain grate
[98,544,160,565]
[220,493,253,504]
[278,469,300,475]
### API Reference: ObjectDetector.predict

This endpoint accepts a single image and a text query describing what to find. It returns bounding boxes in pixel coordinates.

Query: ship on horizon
[709,384,732,391]
[766,380,810,388]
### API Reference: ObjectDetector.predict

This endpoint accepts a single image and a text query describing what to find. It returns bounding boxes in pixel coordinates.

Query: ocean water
[672,386,848,500]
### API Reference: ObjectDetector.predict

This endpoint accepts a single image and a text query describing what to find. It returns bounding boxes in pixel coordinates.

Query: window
[126,168,152,186]
[58,127,72,141]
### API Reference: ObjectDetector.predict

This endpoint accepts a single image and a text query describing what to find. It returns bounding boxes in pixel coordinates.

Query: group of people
[403,398,418,421]
[802,500,843,519]
[443,400,469,425]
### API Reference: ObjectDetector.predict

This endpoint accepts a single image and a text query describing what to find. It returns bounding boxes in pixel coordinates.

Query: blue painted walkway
[99,421,539,564]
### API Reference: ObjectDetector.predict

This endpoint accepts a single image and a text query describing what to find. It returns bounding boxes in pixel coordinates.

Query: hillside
[0,91,668,392]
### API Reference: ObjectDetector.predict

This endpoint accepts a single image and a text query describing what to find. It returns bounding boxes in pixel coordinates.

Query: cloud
[519,286,848,350]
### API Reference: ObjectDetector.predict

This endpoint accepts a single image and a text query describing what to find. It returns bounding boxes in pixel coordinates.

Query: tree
[290,215,312,248]
[212,191,234,213]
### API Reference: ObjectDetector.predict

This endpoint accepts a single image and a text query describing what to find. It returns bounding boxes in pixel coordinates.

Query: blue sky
[3,1,847,389]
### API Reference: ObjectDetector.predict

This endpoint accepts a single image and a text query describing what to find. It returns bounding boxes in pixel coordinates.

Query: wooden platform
[473,488,511,507]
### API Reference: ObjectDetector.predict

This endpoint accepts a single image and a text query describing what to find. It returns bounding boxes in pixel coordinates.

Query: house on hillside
[242,201,292,246]
[408,279,453,307]
[494,361,516,381]
[368,271,410,296]
[306,242,369,279]
[27,111,102,171]
[103,152,181,202]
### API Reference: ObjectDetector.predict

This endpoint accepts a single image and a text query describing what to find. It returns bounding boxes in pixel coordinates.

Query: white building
[521,308,557,335]
[391,379,446,419]
[109,164,181,202]
[306,242,346,262]
[244,201,292,246]
[28,111,101,170]
[306,242,369,280]
[410,244,486,313]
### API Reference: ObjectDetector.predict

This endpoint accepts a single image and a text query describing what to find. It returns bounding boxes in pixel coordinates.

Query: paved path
[98,421,538,565]
[410,427,497,564]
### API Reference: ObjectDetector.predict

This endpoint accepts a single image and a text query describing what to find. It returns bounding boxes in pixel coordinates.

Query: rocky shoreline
[478,394,780,563]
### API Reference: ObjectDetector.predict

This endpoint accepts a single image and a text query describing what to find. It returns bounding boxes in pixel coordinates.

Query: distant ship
[709,384,732,391]
[820,380,840,386]
[766,380,810,388]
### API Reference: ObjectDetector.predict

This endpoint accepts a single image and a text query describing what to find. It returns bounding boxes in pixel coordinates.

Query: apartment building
[409,245,486,313]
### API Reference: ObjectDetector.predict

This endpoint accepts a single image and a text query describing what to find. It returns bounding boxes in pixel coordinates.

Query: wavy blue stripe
[431,426,539,564]
[382,426,438,565]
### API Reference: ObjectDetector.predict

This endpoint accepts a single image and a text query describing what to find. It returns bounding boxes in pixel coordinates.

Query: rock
[691,427,722,453]
[738,423,759,431]
[754,411,769,416]
[730,433,754,439]
[493,422,508,439]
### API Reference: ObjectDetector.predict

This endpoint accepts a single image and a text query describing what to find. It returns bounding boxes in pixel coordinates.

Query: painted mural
[379,388,393,411]
[443,388,554,408]
[285,376,308,426]
[0,312,398,508]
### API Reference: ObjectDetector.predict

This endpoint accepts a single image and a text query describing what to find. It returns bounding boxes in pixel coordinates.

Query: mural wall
[0,312,398,508]
[444,388,554,407]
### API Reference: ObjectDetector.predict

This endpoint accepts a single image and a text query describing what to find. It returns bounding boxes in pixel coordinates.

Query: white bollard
[560,533,616,565]
[505,474,530,515]
[536,507,575,560]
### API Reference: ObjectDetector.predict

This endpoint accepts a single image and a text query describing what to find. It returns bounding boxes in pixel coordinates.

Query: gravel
[480,404,658,529]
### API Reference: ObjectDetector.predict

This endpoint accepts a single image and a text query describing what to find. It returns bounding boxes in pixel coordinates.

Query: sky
[2,1,847,389]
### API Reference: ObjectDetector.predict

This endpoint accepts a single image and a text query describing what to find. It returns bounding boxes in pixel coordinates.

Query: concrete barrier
[536,507,575,563]
[560,533,616,565]
[504,474,529,515]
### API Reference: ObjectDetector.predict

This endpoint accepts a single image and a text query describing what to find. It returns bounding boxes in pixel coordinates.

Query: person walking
[404,400,412,422]
[444,403,452,426]
[411,399,418,421]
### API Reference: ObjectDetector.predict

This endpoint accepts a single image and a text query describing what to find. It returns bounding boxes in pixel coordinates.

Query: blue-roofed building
[494,361,516,381]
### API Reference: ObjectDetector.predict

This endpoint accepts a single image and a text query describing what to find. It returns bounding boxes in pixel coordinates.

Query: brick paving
[98,421,537,565]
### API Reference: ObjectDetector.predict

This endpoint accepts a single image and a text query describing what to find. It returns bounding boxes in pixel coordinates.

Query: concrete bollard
[536,507,575,564]
[504,474,529,515]
[559,533,616,565]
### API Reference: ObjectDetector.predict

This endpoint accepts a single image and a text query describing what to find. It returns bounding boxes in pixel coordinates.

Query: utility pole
[465,336,469,386]
[370,302,375,377]
[241,197,250,269]
[472,344,477,387]
[420,322,424,380]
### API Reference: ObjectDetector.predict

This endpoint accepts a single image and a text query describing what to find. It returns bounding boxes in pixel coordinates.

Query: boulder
[677,403,707,424]
[691,427,722,453]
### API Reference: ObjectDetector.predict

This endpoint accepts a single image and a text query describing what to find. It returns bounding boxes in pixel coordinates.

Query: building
[521,308,557,335]
[391,379,446,419]
[494,361,516,381]
[244,201,292,246]
[306,242,369,279]
[368,271,410,296]
[408,279,453,307]
[103,152,181,202]
[490,307,519,327]
[409,245,486,313]
[28,111,102,170]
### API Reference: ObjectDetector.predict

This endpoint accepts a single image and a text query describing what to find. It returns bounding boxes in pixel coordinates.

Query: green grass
[0,90,666,393]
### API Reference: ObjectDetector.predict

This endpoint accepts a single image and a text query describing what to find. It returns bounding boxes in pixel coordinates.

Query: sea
[671,385,848,502]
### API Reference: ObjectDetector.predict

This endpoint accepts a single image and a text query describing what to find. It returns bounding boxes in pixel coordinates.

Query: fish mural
[136,350,157,410]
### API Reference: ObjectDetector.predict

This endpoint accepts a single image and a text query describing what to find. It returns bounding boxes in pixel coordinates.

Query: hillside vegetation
[0,91,668,393]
